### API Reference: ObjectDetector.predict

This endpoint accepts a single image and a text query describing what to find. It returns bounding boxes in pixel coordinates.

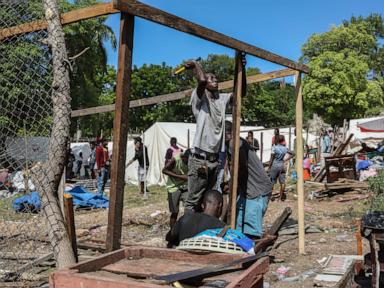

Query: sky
[103,0,383,74]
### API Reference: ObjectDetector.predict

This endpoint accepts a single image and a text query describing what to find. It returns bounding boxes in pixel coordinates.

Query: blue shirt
[272,144,288,163]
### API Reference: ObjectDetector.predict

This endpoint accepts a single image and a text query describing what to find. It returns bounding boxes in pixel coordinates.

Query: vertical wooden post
[260,132,263,162]
[342,119,347,142]
[229,51,244,229]
[63,194,78,262]
[106,13,134,252]
[295,71,305,254]
[143,131,147,197]
[288,126,292,151]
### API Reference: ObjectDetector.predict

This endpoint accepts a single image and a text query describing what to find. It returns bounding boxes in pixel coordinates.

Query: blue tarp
[12,186,108,213]
[12,191,41,213]
[67,186,109,209]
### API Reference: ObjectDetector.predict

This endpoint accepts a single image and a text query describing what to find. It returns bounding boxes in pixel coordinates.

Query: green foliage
[301,14,384,125]
[0,0,52,137]
[243,81,296,127]
[368,170,384,211]
[61,0,117,137]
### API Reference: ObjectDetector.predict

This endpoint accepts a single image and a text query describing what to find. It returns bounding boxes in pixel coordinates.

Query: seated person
[166,190,225,247]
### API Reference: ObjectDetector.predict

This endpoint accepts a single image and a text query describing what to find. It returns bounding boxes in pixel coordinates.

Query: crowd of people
[66,138,111,196]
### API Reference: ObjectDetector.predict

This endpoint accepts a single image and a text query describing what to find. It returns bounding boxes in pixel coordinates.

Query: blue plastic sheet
[12,191,41,213]
[67,186,109,209]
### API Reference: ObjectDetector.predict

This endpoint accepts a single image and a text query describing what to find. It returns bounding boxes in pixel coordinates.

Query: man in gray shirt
[183,58,244,212]
[226,121,272,239]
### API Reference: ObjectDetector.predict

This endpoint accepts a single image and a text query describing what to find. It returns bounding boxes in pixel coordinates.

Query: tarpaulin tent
[347,116,384,140]
[357,117,384,132]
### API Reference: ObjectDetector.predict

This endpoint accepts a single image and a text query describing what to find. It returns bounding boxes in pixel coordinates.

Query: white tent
[347,116,384,140]
[124,122,318,186]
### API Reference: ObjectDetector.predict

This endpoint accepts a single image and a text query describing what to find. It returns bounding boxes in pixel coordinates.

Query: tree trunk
[31,0,76,268]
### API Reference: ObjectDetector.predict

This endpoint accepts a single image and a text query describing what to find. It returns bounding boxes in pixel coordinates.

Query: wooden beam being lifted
[113,0,309,73]
[0,2,119,41]
[71,68,297,117]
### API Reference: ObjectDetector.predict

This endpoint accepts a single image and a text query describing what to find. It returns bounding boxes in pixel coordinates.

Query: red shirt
[272,135,286,146]
[95,145,109,169]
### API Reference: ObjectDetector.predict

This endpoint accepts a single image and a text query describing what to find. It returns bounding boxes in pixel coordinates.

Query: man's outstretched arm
[184,60,206,98]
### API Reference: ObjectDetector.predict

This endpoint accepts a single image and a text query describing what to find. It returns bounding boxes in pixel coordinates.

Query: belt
[192,152,218,162]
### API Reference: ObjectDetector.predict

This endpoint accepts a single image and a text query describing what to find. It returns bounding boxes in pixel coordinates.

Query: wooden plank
[230,52,244,229]
[102,258,205,278]
[218,68,297,90]
[0,3,119,41]
[50,271,163,288]
[69,248,127,273]
[294,71,305,254]
[63,194,78,262]
[77,241,106,252]
[269,207,292,236]
[139,246,241,264]
[114,0,309,73]
[106,13,134,252]
[226,257,269,288]
[155,252,268,283]
[71,68,296,117]
[3,253,54,281]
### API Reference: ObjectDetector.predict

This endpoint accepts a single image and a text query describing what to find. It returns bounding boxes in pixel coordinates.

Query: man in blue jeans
[95,140,109,195]
[225,121,273,240]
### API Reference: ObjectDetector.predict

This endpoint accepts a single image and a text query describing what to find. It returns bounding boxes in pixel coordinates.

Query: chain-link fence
[0,0,74,285]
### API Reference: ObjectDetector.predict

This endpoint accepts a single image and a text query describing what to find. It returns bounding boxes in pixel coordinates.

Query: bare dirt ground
[72,183,371,288]
[0,182,370,287]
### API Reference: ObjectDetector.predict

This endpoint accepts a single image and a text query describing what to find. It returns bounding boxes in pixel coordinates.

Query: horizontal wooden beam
[0,2,119,41]
[113,0,309,73]
[71,68,296,117]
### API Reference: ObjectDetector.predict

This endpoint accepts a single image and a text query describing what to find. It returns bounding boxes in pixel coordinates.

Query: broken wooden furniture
[325,155,357,183]
[361,212,384,288]
[49,246,269,287]
[314,134,354,182]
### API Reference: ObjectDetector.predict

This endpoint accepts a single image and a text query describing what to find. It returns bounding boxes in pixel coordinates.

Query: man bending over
[166,190,225,247]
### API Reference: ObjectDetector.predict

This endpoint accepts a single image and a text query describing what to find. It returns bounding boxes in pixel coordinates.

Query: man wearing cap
[183,57,246,212]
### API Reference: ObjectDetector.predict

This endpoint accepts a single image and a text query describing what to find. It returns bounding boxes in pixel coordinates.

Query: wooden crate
[50,246,269,288]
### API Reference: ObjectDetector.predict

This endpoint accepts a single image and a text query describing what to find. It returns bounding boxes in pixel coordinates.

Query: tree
[301,15,384,125]
[31,0,76,268]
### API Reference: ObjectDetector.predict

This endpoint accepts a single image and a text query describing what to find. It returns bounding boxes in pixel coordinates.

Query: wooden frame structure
[0,0,309,254]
